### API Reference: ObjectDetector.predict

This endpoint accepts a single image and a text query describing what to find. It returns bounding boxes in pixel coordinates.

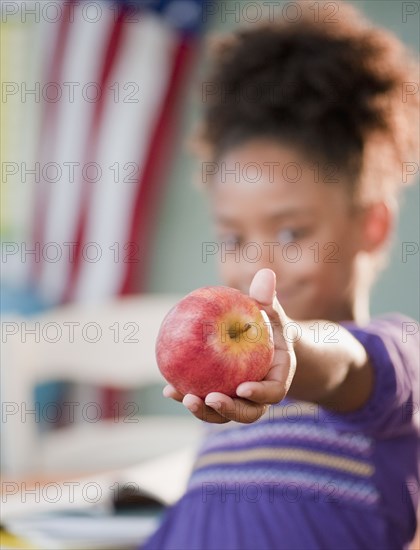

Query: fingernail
[206,400,221,410]
[186,403,199,413]
[237,388,252,398]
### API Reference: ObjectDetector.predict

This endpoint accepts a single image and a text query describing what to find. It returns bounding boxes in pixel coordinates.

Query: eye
[277,228,305,244]
[219,233,242,247]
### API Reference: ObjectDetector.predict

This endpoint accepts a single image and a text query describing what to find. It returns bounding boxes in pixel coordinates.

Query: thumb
[249,268,276,306]
[249,269,292,350]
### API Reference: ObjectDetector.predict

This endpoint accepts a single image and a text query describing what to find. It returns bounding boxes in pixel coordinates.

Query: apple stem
[228,322,252,340]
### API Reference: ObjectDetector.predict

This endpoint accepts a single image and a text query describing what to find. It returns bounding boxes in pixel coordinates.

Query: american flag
[2,0,208,306]
[1,0,210,435]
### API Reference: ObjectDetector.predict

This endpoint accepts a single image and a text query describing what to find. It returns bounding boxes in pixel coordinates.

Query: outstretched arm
[164,269,373,423]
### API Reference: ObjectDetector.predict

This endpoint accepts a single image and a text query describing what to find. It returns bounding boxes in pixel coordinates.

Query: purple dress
[141,314,419,549]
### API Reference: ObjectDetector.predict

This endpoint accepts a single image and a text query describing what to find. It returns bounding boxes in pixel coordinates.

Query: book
[3,512,161,550]
[1,446,196,549]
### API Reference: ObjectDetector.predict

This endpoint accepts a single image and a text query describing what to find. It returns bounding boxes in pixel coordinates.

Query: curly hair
[193,1,419,204]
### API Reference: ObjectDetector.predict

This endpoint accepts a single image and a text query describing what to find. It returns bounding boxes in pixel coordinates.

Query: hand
[163,268,297,423]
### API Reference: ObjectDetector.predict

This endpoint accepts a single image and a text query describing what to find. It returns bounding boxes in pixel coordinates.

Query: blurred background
[0,0,418,487]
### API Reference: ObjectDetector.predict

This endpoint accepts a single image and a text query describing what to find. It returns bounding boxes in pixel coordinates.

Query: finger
[183,394,230,424]
[250,268,288,323]
[236,373,288,405]
[250,269,293,352]
[205,392,268,424]
[162,384,184,402]
[249,268,277,306]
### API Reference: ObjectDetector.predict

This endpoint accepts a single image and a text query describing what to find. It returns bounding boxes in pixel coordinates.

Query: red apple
[155,286,274,398]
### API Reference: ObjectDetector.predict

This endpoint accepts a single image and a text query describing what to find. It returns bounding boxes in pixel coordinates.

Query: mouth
[276,285,300,301]
[276,290,292,301]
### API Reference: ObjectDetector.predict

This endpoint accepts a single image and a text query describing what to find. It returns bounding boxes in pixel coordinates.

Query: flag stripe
[72,14,176,303]
[36,4,116,303]
[64,6,128,303]
[32,0,75,282]
[121,35,196,294]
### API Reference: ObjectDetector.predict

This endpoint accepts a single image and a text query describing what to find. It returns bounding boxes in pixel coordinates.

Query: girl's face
[209,139,367,321]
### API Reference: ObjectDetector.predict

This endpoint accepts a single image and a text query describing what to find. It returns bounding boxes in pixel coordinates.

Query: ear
[361,202,393,252]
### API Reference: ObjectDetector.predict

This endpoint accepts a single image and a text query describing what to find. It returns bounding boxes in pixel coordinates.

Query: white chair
[1,295,203,477]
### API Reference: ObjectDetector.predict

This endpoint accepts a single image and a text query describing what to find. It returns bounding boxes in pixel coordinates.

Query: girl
[142,2,419,548]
